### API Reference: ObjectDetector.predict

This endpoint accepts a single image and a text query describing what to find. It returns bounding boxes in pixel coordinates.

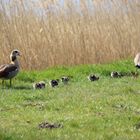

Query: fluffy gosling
[110,71,121,78]
[33,81,46,89]
[88,74,99,81]
[49,79,59,87]
[61,76,70,84]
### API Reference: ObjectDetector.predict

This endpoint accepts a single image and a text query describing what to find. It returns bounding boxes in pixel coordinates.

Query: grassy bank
[0,60,140,140]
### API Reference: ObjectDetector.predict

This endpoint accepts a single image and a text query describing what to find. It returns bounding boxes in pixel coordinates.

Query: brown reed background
[0,0,140,70]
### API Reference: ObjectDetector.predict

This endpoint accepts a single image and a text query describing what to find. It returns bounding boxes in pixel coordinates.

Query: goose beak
[18,52,21,56]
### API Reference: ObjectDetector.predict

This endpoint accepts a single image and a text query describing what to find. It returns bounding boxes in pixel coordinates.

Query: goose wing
[0,64,18,78]
[0,64,7,69]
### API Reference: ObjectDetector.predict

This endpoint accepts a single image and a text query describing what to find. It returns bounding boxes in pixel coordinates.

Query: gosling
[110,71,121,78]
[49,79,59,87]
[88,74,99,81]
[33,81,46,89]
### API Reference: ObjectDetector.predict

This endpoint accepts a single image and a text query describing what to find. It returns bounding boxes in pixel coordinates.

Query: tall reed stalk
[0,0,140,70]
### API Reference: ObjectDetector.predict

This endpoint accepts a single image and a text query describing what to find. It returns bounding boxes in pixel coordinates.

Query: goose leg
[135,67,139,78]
[10,79,12,87]
[136,67,138,73]
[2,80,4,86]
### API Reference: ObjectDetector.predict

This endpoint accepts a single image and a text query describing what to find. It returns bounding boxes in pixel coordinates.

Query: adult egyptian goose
[0,49,21,86]
[134,53,140,69]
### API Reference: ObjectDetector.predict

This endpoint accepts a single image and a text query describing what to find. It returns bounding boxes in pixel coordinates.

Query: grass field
[0,60,140,140]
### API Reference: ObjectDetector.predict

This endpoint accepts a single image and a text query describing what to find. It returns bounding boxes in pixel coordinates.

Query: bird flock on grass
[0,49,140,89]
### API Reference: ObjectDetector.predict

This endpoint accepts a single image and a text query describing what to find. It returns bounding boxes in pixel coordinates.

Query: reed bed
[0,0,140,70]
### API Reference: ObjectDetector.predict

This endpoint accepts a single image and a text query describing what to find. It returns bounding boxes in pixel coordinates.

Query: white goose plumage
[134,53,140,68]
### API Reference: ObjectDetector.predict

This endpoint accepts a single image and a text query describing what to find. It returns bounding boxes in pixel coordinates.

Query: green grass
[0,60,140,140]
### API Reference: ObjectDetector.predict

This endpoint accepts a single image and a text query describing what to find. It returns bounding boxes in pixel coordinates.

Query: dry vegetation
[0,0,140,70]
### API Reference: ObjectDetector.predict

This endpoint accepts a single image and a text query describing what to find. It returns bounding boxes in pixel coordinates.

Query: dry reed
[0,0,140,70]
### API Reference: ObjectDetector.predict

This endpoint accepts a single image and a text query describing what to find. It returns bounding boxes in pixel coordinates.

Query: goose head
[10,49,21,62]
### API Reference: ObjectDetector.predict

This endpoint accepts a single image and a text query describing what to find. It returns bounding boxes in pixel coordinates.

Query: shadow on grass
[0,85,32,90]
[13,85,32,90]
